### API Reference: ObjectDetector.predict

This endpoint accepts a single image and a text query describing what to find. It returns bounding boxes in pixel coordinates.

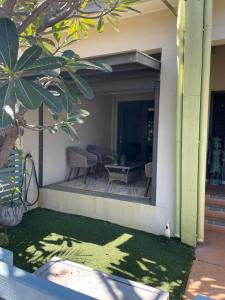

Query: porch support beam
[176,0,213,246]
[176,0,185,238]
[197,0,213,242]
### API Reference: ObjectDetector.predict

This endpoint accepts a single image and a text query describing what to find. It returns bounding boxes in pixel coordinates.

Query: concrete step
[205,205,225,221]
[205,218,225,233]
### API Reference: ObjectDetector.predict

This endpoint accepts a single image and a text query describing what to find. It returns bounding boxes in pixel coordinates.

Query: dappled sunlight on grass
[6,208,193,299]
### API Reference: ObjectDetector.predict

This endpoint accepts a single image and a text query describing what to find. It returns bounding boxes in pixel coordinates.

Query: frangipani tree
[0,0,139,167]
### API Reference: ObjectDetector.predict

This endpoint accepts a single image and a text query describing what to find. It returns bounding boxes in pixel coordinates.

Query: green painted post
[197,0,213,242]
[176,0,213,246]
[176,0,185,238]
[181,0,204,246]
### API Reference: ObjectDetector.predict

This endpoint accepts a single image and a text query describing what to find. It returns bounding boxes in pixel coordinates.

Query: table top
[35,257,168,300]
[105,161,144,170]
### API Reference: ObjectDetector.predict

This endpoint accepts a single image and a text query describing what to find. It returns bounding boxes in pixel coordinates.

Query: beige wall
[212,0,225,45]
[42,95,112,185]
[23,110,39,176]
[39,188,170,236]
[210,45,225,91]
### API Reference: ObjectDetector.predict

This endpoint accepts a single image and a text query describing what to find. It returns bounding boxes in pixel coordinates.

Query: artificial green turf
[6,208,193,299]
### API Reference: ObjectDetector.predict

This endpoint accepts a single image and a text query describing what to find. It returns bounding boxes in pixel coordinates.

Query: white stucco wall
[42,95,112,185]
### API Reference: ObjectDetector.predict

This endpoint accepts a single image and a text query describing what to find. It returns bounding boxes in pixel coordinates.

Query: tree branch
[37,0,120,32]
[161,0,177,16]
[37,4,75,32]
[3,0,17,16]
[17,0,55,34]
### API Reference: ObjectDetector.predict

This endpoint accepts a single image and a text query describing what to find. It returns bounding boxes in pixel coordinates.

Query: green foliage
[0,18,112,141]
[0,0,140,141]
[0,16,18,68]
[16,1,140,53]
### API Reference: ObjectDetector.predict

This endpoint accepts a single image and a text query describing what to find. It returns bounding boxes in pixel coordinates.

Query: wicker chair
[66,146,98,184]
[86,145,112,176]
[144,162,152,197]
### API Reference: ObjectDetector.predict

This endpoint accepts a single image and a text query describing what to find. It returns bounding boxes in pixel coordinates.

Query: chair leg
[99,163,103,177]
[67,168,73,181]
[84,168,89,184]
[93,165,97,179]
[144,177,152,197]
[75,167,80,178]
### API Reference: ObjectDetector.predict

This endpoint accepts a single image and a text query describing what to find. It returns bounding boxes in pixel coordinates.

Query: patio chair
[144,162,152,197]
[86,145,112,176]
[66,146,98,184]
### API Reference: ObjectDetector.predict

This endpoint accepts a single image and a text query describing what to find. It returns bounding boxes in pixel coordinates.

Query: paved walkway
[185,231,225,300]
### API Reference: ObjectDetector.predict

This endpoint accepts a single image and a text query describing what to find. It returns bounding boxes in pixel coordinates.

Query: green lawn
[6,208,193,299]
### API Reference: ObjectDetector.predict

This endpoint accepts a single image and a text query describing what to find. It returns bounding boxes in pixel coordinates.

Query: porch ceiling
[63,50,161,95]
[86,50,160,71]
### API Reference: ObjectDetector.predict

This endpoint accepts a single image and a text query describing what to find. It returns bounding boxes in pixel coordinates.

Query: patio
[49,170,147,200]
[5,208,193,300]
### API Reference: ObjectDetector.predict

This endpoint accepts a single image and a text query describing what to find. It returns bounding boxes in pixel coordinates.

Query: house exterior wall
[71,8,178,234]
[38,8,178,235]
[210,45,225,91]
[23,0,225,237]
[23,110,39,177]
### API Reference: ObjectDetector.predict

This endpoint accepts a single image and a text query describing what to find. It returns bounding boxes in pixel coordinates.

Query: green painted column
[197,0,213,243]
[176,0,185,238]
[181,0,204,246]
[177,0,213,246]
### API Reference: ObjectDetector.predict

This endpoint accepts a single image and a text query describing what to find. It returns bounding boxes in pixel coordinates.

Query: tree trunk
[0,106,27,168]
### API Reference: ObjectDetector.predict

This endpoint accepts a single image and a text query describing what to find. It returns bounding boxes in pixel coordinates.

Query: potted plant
[111,153,120,166]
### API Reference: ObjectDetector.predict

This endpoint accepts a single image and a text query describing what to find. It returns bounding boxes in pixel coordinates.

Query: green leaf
[16,79,62,113]
[61,81,79,104]
[126,6,141,13]
[62,50,80,61]
[67,19,77,36]
[39,37,56,47]
[60,92,73,113]
[67,109,89,123]
[52,23,62,43]
[72,60,112,72]
[97,17,105,33]
[69,72,94,99]
[42,26,70,36]
[78,109,90,117]
[0,82,16,128]
[15,46,42,71]
[106,17,120,32]
[15,79,43,109]
[21,57,66,73]
[61,123,79,142]
[67,116,84,124]
[49,125,58,134]
[0,18,19,69]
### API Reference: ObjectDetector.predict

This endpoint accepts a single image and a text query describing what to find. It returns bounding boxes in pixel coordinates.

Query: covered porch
[41,51,161,204]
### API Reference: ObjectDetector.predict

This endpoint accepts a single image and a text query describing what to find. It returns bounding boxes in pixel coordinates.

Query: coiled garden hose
[23,153,39,207]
